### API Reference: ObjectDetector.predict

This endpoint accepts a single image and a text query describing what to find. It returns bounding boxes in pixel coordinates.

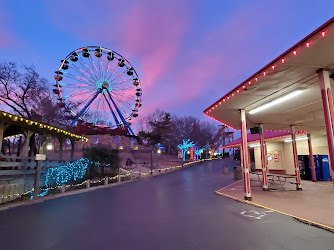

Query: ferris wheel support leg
[103,94,120,125]
[106,89,135,136]
[70,89,102,127]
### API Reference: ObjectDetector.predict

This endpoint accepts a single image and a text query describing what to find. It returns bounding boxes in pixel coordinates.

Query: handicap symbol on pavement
[241,210,273,220]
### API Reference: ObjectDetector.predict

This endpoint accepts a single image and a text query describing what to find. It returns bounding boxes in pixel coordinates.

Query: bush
[83,146,120,178]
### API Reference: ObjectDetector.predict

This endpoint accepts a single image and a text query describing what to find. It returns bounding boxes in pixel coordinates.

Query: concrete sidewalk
[216,175,334,231]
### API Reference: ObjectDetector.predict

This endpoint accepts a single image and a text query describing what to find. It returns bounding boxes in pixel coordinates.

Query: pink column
[240,109,252,200]
[291,125,302,190]
[259,124,268,190]
[318,69,334,177]
[307,134,317,182]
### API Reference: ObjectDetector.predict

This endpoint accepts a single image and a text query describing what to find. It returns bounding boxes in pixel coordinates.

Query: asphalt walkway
[0,159,333,249]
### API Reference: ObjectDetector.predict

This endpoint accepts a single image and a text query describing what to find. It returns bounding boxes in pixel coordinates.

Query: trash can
[223,165,229,174]
[234,166,242,180]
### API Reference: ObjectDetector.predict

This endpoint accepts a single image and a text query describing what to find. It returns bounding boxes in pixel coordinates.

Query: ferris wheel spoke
[98,57,106,79]
[106,65,122,81]
[63,89,93,99]
[89,56,102,80]
[112,79,133,86]
[62,72,96,86]
[110,92,132,117]
[113,91,137,101]
[86,56,100,80]
[70,92,96,111]
[78,57,99,82]
[70,89,102,127]
[109,70,127,84]
[70,63,93,80]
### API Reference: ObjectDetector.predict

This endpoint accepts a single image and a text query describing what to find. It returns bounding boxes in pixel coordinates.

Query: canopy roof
[0,110,88,141]
[221,130,307,149]
[204,17,334,134]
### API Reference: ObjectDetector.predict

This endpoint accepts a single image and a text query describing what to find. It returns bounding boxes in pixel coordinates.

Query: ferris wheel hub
[102,81,109,89]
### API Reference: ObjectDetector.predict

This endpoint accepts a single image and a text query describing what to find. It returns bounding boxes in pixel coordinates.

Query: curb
[215,189,334,233]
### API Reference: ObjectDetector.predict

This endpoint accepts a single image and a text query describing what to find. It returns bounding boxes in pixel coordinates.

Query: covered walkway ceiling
[204,17,334,134]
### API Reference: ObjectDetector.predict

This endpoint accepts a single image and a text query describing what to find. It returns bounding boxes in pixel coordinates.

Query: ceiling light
[249,144,260,148]
[249,90,303,114]
[284,137,308,143]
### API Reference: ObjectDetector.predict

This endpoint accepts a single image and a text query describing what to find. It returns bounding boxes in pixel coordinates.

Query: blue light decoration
[195,144,210,159]
[45,158,90,187]
[178,139,195,161]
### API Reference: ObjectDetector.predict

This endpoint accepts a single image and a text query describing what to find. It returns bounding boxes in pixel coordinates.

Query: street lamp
[46,143,53,151]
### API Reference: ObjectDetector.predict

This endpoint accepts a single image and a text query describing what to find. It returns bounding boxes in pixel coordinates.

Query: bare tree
[0,62,49,119]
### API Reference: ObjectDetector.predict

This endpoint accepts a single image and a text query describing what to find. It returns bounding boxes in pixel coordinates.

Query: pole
[307,134,317,182]
[150,150,153,175]
[291,125,302,190]
[318,69,334,182]
[259,124,268,190]
[240,109,252,200]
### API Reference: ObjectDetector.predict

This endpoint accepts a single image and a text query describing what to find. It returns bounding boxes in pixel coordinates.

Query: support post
[61,183,66,193]
[259,124,268,190]
[70,139,76,161]
[318,69,334,177]
[104,176,108,185]
[240,109,252,200]
[307,134,317,182]
[33,136,47,198]
[58,136,65,161]
[150,150,153,174]
[0,121,4,153]
[86,179,91,188]
[118,168,121,182]
[22,129,34,169]
[290,125,302,190]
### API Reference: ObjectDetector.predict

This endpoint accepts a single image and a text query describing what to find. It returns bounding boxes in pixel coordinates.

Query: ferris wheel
[53,46,141,135]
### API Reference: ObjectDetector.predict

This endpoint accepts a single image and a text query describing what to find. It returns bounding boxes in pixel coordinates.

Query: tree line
[138,109,218,154]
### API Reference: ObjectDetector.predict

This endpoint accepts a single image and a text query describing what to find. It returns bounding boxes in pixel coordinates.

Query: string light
[0,110,88,142]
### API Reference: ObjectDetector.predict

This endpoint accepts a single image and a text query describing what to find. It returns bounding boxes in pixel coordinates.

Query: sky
[0,0,333,131]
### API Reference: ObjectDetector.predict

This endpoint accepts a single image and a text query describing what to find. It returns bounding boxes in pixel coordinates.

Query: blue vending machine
[312,155,330,181]
[321,155,330,181]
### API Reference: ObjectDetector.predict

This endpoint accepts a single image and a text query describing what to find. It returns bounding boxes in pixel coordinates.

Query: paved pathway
[0,160,333,250]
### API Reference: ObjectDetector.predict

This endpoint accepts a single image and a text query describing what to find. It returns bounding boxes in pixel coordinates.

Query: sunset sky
[0,0,333,129]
